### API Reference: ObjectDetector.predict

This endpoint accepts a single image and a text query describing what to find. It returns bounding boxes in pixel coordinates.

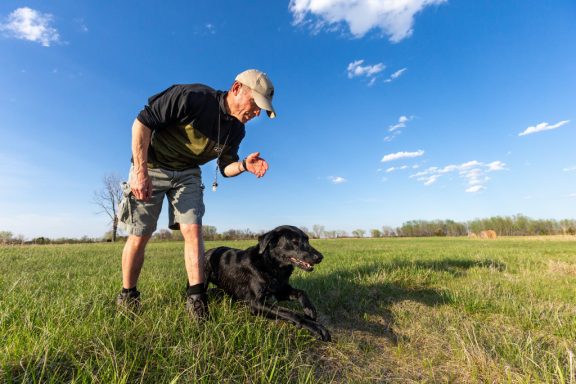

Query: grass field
[1,237,575,383]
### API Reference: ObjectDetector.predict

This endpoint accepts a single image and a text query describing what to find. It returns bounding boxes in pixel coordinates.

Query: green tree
[202,225,218,241]
[0,231,13,244]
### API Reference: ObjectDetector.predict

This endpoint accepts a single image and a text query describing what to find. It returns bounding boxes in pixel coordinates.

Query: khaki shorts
[118,166,205,236]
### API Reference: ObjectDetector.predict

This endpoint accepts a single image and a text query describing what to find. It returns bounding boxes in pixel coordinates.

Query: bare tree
[312,225,325,239]
[93,174,123,242]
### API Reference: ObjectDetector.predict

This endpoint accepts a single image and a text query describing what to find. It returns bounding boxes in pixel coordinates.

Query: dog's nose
[313,250,323,262]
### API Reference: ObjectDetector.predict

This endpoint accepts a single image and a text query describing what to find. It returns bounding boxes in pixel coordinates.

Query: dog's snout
[310,247,323,263]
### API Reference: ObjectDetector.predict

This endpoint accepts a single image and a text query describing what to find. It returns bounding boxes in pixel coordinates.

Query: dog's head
[258,225,323,271]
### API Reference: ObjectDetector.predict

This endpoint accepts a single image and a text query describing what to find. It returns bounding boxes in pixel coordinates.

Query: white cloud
[289,0,446,42]
[423,174,440,186]
[487,161,506,171]
[347,60,385,85]
[347,60,385,78]
[385,165,410,173]
[466,185,485,193]
[388,115,413,131]
[385,115,414,141]
[381,150,424,162]
[410,160,506,193]
[518,120,570,137]
[563,166,576,172]
[328,176,347,184]
[384,68,408,82]
[569,193,576,198]
[390,68,407,79]
[0,7,60,47]
[384,132,400,142]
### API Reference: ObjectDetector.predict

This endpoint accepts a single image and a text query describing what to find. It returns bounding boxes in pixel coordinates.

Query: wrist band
[242,158,248,172]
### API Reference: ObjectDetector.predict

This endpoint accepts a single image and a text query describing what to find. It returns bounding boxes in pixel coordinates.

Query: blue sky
[1,1,575,239]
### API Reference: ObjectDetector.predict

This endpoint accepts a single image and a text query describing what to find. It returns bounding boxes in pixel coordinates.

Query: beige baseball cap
[235,69,276,118]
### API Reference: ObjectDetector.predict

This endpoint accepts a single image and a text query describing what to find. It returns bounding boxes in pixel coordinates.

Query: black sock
[187,283,205,296]
[122,286,138,294]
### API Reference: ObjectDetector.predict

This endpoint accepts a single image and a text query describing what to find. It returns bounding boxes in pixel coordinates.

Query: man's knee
[180,224,202,241]
[126,234,151,251]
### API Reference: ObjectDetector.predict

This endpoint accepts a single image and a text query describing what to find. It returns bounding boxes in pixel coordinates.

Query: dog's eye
[291,238,299,245]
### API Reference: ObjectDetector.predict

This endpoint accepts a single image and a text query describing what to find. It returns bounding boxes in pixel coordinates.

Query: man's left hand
[245,152,269,178]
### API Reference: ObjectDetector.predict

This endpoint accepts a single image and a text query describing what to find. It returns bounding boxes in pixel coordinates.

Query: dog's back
[205,245,267,301]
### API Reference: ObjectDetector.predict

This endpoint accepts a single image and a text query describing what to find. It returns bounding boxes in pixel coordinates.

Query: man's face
[232,84,261,123]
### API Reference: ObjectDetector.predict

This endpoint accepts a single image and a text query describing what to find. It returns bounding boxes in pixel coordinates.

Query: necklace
[212,102,230,192]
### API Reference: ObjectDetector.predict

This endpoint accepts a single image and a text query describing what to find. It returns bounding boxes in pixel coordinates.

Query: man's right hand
[131,172,153,201]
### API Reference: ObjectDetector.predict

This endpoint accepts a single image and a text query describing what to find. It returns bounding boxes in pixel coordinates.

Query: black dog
[204,225,331,341]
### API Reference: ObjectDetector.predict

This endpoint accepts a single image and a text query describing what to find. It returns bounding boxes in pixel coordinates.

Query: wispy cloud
[0,7,60,47]
[193,22,217,36]
[385,165,414,173]
[290,0,446,42]
[381,150,424,162]
[384,115,414,142]
[328,176,347,184]
[389,115,411,132]
[384,68,407,83]
[410,160,506,193]
[518,120,570,136]
[563,166,576,172]
[73,18,88,32]
[205,23,216,34]
[387,164,419,172]
[347,60,385,85]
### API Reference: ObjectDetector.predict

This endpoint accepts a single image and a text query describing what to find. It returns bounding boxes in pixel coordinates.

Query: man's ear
[230,80,243,95]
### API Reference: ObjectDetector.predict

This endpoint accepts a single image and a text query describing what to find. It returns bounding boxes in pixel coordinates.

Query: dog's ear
[258,230,277,254]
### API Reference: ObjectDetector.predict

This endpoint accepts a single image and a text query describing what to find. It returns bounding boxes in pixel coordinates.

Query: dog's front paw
[316,325,331,342]
[304,307,317,320]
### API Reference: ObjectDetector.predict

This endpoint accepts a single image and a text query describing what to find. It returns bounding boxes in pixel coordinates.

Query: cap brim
[253,92,276,118]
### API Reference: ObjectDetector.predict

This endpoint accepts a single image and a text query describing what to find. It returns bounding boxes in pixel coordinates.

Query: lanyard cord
[212,107,230,192]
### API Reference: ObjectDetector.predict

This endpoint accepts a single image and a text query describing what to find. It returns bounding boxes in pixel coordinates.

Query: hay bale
[479,230,497,239]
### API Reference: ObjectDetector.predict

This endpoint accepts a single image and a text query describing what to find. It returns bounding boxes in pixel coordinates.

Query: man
[116,69,276,319]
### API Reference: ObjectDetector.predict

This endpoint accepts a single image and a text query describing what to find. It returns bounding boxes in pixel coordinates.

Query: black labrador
[204,225,331,341]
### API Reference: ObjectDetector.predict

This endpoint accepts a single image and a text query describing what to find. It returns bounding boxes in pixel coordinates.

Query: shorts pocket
[117,182,133,224]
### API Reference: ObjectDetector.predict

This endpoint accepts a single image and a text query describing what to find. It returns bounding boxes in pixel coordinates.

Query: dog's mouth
[290,257,314,271]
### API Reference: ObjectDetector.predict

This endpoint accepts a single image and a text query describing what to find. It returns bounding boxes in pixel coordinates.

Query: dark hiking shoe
[186,293,209,321]
[116,289,141,312]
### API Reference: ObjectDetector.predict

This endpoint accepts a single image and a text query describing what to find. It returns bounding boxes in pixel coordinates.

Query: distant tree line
[1,215,575,245]
[0,231,99,245]
[152,226,261,242]
[304,215,576,238]
[395,215,576,237]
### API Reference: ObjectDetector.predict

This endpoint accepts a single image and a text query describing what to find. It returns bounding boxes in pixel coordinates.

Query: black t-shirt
[136,84,245,175]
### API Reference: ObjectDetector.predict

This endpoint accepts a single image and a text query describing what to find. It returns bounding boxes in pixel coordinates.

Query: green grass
[1,237,575,383]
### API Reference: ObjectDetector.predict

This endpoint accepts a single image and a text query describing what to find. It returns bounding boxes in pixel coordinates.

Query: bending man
[116,69,276,319]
